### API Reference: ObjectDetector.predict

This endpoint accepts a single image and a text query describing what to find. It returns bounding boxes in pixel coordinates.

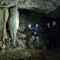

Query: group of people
[27,21,59,50]
[47,21,59,50]
[28,23,43,48]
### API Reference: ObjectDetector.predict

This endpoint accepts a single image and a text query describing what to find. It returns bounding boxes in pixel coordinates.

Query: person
[50,21,59,50]
[24,24,32,47]
[46,23,51,49]
[29,23,42,48]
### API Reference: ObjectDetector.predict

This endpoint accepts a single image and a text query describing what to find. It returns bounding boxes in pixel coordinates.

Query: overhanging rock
[0,0,60,13]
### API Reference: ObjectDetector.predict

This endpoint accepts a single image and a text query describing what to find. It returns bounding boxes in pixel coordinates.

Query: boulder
[16,39,27,49]
[17,32,26,39]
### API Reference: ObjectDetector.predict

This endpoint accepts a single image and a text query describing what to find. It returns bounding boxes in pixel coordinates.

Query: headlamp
[28,24,31,29]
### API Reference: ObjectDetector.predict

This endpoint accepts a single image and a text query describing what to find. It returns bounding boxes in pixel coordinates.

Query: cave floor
[0,48,60,60]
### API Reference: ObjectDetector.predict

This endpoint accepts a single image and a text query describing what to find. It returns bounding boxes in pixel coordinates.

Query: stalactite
[2,7,9,49]
[8,6,19,47]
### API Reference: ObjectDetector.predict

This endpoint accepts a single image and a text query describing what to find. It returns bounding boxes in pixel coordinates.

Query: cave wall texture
[0,0,60,31]
[0,0,60,48]
[0,8,3,34]
[0,0,60,38]
[0,0,60,13]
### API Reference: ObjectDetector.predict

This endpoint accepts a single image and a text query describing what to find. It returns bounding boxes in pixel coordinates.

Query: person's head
[47,23,49,26]
[36,23,39,28]
[47,23,50,28]
[28,24,31,29]
[52,21,56,26]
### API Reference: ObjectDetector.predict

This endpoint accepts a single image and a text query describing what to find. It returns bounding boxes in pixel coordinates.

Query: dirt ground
[0,48,60,60]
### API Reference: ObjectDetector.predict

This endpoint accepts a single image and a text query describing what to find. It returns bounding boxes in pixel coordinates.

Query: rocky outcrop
[0,0,60,13]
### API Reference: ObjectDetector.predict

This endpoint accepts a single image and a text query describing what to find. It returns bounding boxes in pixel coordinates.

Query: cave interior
[18,7,60,49]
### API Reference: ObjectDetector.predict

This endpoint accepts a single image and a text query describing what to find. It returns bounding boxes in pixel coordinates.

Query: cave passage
[0,7,60,60]
[18,9,60,50]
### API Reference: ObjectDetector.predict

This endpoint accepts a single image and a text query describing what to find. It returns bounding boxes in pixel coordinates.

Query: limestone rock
[8,7,19,47]
[17,32,26,39]
[22,40,26,45]
[0,0,60,13]
[0,41,2,47]
[19,14,26,32]
[15,39,27,51]
[0,8,3,32]
[18,24,25,32]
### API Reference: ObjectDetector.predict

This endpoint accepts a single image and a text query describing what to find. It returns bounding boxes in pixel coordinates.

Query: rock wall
[0,6,47,50]
[0,8,3,32]
[0,0,60,13]
[0,7,27,49]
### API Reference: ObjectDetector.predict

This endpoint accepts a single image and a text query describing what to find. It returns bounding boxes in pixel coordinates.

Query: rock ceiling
[0,0,60,17]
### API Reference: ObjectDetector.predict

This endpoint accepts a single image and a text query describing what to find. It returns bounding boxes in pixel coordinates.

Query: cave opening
[18,8,60,50]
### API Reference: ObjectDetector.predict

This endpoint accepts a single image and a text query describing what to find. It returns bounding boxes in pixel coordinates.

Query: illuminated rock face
[0,0,60,49]
[0,9,3,32]
[8,7,19,47]
[0,0,60,13]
